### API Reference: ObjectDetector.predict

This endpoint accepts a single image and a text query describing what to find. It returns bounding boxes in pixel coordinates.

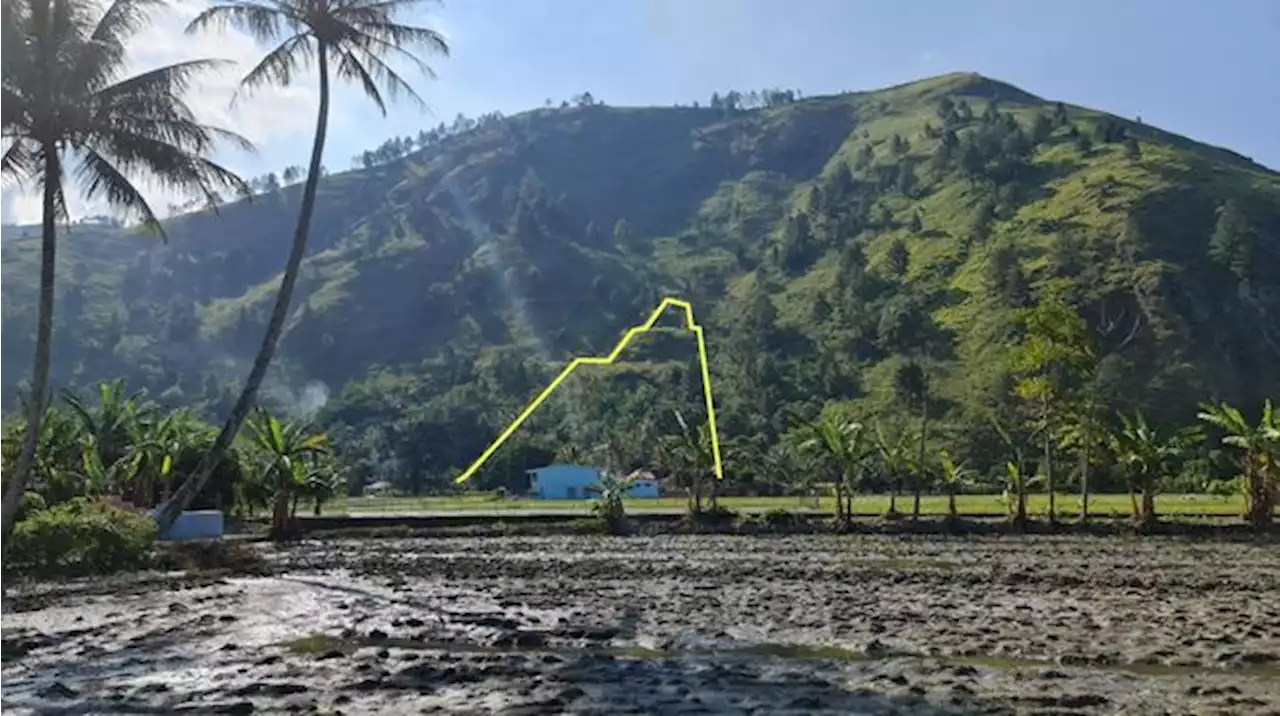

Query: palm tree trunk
[1079,415,1091,521]
[271,490,290,538]
[1140,485,1156,527]
[154,45,333,536]
[1246,461,1272,529]
[913,398,928,520]
[1,147,60,544]
[947,488,957,518]
[1043,413,1056,523]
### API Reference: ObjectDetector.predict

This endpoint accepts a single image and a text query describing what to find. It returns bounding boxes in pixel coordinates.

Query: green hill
[3,72,1278,490]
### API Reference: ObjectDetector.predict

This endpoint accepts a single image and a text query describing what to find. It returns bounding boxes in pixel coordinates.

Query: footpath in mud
[3,534,1279,715]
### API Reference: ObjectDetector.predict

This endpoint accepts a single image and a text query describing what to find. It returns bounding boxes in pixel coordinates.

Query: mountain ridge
[3,71,1278,489]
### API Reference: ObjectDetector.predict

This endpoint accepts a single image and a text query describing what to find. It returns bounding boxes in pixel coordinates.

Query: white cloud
[3,1,321,225]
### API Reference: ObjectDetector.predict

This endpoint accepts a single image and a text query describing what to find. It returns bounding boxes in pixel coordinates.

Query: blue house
[526,464,661,500]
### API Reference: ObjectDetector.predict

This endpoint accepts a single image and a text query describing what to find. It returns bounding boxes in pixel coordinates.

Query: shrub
[16,491,46,521]
[5,498,157,579]
[760,508,802,529]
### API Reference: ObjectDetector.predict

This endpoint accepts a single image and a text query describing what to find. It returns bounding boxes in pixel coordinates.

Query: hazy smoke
[262,378,330,419]
[298,381,330,418]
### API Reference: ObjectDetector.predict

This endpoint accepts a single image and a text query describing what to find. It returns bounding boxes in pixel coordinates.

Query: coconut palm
[1197,400,1278,529]
[156,0,449,536]
[0,0,251,542]
[1108,411,1201,527]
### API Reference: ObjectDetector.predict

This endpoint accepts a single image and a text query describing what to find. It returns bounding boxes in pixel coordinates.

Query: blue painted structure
[526,464,661,500]
[152,509,225,541]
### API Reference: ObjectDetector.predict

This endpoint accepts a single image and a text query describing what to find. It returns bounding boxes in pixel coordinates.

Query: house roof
[525,463,602,474]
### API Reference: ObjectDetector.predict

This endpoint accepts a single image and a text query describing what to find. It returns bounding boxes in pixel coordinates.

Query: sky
[3,0,1278,225]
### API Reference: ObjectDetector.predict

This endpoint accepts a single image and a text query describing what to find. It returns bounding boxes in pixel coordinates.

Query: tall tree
[894,360,931,519]
[1010,288,1094,522]
[155,0,448,535]
[1,0,249,541]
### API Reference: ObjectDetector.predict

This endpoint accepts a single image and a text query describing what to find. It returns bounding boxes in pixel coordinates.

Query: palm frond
[237,34,311,98]
[185,1,294,44]
[75,146,163,234]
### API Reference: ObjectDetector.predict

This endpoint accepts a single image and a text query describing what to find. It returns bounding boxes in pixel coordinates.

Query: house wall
[529,465,602,499]
[626,480,660,499]
[153,510,225,541]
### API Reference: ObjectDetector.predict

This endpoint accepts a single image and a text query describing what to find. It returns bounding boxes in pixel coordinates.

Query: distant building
[526,464,661,500]
[624,470,661,499]
[363,480,394,496]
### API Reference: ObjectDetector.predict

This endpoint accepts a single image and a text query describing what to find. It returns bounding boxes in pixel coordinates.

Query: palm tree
[1108,411,1200,527]
[155,0,449,536]
[244,408,329,537]
[893,361,930,519]
[1197,400,1279,529]
[793,412,871,523]
[1,0,250,542]
[873,422,912,517]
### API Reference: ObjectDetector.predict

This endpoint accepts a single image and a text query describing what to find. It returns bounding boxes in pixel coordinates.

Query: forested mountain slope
[3,72,1278,491]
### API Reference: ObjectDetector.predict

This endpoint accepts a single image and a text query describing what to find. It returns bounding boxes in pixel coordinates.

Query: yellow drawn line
[455,297,723,484]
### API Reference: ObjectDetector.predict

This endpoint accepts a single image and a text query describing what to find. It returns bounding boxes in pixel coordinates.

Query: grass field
[319,493,1246,517]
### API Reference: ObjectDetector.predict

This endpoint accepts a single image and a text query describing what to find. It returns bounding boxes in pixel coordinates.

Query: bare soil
[3,534,1279,715]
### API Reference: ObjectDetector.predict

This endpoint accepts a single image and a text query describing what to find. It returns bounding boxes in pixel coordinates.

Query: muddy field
[3,534,1279,715]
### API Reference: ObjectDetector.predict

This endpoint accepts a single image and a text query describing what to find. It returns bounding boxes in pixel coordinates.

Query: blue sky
[3,0,1277,224]
[332,0,1279,172]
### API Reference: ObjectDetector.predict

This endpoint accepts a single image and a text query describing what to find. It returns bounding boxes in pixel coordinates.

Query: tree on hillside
[155,0,449,536]
[1124,137,1142,160]
[886,238,910,278]
[908,210,923,234]
[0,0,250,541]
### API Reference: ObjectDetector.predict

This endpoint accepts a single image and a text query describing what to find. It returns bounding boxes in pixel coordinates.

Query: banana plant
[998,460,1044,525]
[245,408,331,537]
[873,421,912,517]
[938,448,973,518]
[586,471,637,533]
[793,412,873,522]
[1109,410,1202,526]
[656,410,719,516]
[1197,400,1278,529]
